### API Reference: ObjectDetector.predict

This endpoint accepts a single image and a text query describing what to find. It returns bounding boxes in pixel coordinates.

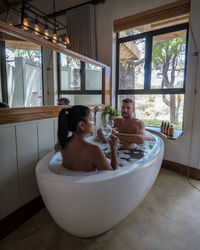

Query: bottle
[160,121,164,133]
[166,122,170,135]
[168,125,174,137]
[163,122,166,134]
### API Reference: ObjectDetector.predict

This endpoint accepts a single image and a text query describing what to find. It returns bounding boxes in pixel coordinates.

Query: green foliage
[7,48,41,62]
[152,38,186,71]
[101,105,120,120]
[148,95,155,103]
[138,104,152,111]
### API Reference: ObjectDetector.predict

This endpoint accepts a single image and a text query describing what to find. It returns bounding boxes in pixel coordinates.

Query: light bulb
[23,17,29,30]
[34,22,40,35]
[65,36,70,45]
[52,32,57,43]
[44,26,49,40]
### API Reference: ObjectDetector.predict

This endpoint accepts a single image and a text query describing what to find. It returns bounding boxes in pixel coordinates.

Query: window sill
[145,126,183,140]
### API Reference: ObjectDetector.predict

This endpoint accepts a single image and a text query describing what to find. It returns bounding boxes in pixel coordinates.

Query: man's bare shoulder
[135,119,145,127]
[114,117,122,121]
[114,117,122,125]
[133,119,145,133]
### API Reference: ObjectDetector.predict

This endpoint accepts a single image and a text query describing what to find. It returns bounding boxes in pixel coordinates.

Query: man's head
[57,98,70,105]
[121,98,135,119]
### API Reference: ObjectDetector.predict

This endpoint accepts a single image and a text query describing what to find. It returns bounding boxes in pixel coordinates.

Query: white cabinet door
[38,120,55,159]
[16,123,39,207]
[0,126,19,219]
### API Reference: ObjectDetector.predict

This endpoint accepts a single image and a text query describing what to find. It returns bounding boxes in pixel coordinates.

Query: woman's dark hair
[58,105,91,149]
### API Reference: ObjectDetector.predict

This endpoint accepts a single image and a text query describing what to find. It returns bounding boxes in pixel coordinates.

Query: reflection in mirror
[58,52,103,106]
[0,31,43,108]
[0,21,110,112]
[85,63,102,90]
[60,54,81,91]
[60,94,102,105]
[5,40,42,107]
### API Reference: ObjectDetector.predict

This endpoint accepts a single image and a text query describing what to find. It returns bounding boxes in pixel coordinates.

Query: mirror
[0,31,43,107]
[0,21,110,109]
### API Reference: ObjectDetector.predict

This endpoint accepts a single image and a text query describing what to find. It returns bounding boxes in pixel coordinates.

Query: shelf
[145,126,183,140]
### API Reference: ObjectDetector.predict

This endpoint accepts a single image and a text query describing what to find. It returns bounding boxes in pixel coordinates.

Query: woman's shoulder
[84,140,101,150]
[81,141,104,160]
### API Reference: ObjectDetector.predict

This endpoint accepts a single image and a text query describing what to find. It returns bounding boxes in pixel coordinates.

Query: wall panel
[16,123,39,207]
[0,126,18,219]
[38,119,55,159]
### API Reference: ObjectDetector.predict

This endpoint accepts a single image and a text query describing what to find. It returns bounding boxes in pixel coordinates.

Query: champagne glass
[110,119,114,128]
[102,123,112,141]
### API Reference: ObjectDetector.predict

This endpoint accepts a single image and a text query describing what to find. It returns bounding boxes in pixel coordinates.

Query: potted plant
[101,105,120,124]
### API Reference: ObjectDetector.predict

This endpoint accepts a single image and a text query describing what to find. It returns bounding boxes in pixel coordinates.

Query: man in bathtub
[97,98,145,149]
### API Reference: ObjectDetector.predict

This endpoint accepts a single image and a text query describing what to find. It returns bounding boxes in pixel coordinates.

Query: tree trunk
[119,63,135,109]
[174,94,181,124]
[170,95,176,123]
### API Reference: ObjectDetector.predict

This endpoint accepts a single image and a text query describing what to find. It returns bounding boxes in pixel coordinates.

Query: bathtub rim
[35,134,164,184]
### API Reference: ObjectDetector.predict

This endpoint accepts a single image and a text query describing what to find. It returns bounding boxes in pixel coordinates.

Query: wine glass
[102,123,112,141]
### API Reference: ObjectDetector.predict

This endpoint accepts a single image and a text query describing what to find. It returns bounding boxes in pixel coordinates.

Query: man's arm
[113,121,145,144]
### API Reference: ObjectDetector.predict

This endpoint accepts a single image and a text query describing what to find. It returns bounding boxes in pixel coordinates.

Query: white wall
[96,0,200,169]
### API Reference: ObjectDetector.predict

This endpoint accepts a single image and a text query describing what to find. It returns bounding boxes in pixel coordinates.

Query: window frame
[57,52,103,97]
[0,41,8,103]
[0,41,44,106]
[116,22,189,108]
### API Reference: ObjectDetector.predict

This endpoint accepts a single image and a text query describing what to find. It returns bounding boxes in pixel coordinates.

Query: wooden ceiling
[0,0,96,15]
[0,0,24,14]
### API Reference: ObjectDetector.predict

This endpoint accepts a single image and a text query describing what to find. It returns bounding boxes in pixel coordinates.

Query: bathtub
[35,132,164,238]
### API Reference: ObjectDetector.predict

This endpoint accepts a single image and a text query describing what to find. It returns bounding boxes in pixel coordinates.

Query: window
[57,53,103,105]
[116,22,188,130]
[0,40,43,107]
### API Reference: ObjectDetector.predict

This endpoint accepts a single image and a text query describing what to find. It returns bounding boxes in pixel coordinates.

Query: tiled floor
[0,169,200,250]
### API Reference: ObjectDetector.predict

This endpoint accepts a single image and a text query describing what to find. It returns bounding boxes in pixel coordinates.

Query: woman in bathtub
[58,105,119,171]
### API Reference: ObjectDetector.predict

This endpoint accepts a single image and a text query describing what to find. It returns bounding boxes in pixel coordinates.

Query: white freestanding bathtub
[35,132,164,238]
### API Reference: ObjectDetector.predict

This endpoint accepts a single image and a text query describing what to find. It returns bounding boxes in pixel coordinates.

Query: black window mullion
[144,34,153,91]
[41,46,44,105]
[80,61,85,91]
[118,23,188,44]
[116,33,120,109]
[59,90,102,95]
[0,41,8,104]
[183,25,189,92]
[118,88,185,95]
[57,52,61,99]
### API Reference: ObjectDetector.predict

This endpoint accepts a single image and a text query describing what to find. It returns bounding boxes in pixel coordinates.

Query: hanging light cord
[186,18,200,192]
[53,0,56,30]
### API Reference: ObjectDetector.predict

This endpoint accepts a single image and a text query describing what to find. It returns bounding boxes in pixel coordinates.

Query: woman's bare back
[61,137,113,171]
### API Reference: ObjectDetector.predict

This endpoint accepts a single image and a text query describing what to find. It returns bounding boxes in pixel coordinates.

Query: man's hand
[112,127,119,136]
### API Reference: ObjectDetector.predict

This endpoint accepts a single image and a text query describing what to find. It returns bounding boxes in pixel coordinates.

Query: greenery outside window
[116,22,189,129]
